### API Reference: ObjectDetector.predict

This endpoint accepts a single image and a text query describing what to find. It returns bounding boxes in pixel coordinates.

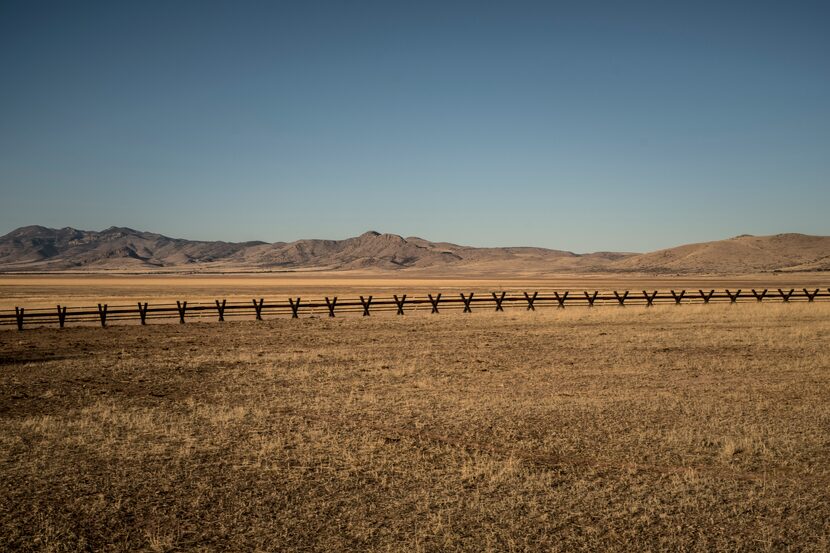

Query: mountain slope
[0,227,593,272]
[610,233,830,273]
[0,226,264,270]
[0,226,827,274]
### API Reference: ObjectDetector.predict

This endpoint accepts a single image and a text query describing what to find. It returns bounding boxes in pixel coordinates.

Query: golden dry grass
[1,302,829,551]
[1,272,828,310]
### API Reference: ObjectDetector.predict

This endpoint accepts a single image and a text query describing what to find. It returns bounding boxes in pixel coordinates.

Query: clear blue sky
[1,1,828,253]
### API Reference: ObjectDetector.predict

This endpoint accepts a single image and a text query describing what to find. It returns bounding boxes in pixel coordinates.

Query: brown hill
[610,233,830,273]
[0,226,827,274]
[0,226,263,270]
[0,227,600,272]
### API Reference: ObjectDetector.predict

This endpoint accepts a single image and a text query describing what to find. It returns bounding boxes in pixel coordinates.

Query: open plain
[1,286,829,551]
[2,272,830,310]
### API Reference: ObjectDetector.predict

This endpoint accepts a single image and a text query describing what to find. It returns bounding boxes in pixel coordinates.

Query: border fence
[2,288,829,330]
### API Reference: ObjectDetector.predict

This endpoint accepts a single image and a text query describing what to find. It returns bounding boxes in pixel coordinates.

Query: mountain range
[0,225,828,274]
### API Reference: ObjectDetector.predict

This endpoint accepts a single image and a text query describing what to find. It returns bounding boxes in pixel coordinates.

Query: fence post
[137,302,149,325]
[288,298,301,318]
[253,298,264,320]
[360,296,373,316]
[523,291,538,311]
[553,291,568,308]
[394,294,406,315]
[778,289,794,302]
[584,291,598,307]
[176,301,187,323]
[97,304,108,328]
[751,289,767,302]
[643,290,657,307]
[613,291,629,306]
[15,307,23,331]
[325,297,337,317]
[492,291,505,312]
[428,293,441,314]
[699,290,715,304]
[804,288,819,302]
[57,305,67,328]
[215,299,226,322]
[460,292,474,313]
[670,290,685,305]
[725,289,741,303]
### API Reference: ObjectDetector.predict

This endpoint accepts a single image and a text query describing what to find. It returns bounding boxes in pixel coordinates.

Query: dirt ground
[1,301,829,551]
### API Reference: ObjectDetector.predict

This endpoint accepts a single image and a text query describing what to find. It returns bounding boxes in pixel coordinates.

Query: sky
[1,1,828,253]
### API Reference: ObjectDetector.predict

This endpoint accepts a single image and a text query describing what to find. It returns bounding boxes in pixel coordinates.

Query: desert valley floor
[1,274,829,551]
[2,272,830,310]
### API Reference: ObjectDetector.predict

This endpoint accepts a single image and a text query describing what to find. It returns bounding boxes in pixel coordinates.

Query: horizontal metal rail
[1,288,828,330]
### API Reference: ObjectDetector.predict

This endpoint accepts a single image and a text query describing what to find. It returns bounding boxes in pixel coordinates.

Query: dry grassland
[2,272,829,310]
[1,302,829,551]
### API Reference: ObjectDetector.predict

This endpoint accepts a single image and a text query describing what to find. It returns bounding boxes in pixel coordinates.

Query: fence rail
[2,288,829,330]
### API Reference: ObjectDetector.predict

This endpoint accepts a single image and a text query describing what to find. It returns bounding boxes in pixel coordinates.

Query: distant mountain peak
[103,226,139,233]
[0,226,827,274]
